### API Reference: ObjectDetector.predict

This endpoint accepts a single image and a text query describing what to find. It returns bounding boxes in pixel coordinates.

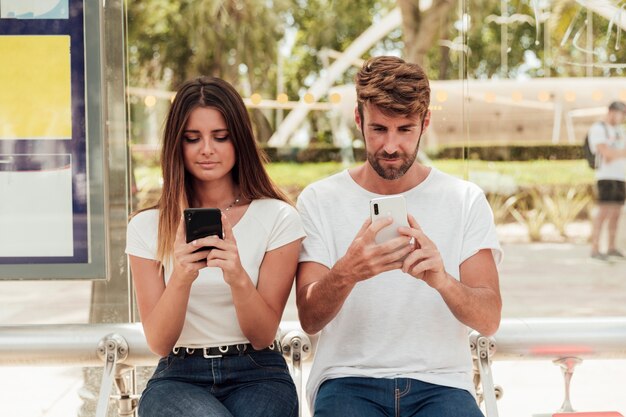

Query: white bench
[2,317,626,417]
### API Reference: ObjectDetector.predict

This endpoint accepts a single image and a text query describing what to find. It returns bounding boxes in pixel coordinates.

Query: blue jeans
[314,377,484,417]
[138,350,298,417]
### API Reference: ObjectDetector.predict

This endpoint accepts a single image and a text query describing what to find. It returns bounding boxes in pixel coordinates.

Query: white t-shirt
[588,121,626,181]
[297,168,502,407]
[126,198,305,348]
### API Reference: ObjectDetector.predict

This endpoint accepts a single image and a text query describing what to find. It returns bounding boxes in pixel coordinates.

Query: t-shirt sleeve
[267,202,306,251]
[588,122,608,152]
[296,187,332,269]
[460,190,503,265]
[125,212,158,260]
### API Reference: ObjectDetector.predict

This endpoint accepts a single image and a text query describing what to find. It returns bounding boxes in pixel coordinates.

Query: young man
[296,56,502,416]
[589,101,626,261]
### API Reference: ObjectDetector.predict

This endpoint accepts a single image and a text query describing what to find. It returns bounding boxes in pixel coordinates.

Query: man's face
[610,110,625,126]
[356,103,429,180]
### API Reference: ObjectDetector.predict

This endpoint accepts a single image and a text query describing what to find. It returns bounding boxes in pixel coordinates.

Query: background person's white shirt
[297,168,502,408]
[589,121,626,181]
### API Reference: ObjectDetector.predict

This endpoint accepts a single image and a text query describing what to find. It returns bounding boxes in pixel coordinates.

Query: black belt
[172,341,281,358]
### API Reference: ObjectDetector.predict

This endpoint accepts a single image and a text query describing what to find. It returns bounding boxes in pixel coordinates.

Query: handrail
[489,317,626,360]
[3,318,626,367]
[0,323,156,367]
[2,318,626,416]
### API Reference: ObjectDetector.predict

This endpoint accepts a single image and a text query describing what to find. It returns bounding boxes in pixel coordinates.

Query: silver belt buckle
[202,347,222,359]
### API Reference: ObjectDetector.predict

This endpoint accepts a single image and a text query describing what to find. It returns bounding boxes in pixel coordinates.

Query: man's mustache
[378,151,401,159]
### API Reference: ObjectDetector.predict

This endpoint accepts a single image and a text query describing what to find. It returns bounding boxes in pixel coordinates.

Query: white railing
[2,317,626,417]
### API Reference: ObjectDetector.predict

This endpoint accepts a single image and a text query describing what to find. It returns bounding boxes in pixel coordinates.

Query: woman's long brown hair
[140,76,289,264]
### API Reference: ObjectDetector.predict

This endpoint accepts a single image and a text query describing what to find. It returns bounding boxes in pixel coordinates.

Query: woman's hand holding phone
[171,215,213,285]
[204,212,248,287]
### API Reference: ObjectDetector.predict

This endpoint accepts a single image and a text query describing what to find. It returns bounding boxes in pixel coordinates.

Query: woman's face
[181,106,236,184]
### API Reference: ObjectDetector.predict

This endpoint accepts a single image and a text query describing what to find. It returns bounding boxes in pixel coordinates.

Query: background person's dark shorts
[597,180,626,204]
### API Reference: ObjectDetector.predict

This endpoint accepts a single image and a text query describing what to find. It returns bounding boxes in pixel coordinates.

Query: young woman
[126,76,305,417]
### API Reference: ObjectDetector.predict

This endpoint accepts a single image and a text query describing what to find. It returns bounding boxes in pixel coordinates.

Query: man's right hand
[296,216,414,334]
[333,217,415,285]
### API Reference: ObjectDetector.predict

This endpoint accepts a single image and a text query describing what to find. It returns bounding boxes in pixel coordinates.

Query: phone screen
[184,208,222,252]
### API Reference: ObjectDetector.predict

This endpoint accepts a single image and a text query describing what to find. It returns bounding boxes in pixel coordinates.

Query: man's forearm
[437,275,502,336]
[297,266,356,334]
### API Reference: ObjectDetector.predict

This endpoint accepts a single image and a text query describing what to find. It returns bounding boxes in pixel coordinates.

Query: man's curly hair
[355,56,430,123]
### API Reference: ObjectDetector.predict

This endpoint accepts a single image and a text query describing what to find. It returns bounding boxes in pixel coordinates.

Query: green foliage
[127,0,292,91]
[432,159,594,186]
[265,162,348,189]
[486,192,517,224]
[542,184,592,237]
[433,143,587,161]
[436,0,626,79]
[508,188,549,242]
[284,0,397,96]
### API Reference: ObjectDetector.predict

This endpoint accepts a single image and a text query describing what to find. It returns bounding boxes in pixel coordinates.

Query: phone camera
[373,203,379,215]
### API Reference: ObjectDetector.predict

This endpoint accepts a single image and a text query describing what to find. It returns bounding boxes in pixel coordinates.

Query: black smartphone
[184,208,223,252]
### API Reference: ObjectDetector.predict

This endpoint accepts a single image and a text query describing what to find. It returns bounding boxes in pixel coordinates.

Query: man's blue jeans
[138,350,298,417]
[314,377,484,417]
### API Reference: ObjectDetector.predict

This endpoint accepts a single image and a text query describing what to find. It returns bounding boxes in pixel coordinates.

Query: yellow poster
[0,35,72,140]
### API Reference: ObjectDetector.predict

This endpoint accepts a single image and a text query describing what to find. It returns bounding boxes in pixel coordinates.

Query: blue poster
[1,0,69,20]
[0,0,88,266]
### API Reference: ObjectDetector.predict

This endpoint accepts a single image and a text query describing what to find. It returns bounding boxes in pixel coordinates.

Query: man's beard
[367,144,419,180]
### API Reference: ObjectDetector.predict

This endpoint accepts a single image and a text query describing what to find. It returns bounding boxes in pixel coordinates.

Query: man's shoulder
[428,167,483,195]
[300,170,349,196]
[589,121,608,136]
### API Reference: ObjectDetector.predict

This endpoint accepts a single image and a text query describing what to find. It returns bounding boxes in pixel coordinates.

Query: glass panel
[463,0,626,320]
[3,1,626,416]
[0,0,107,279]
[0,0,131,415]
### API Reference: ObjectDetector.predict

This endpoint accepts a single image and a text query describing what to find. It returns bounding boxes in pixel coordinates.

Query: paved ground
[2,231,626,416]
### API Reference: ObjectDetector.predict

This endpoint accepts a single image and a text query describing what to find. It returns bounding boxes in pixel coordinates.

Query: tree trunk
[399,0,457,66]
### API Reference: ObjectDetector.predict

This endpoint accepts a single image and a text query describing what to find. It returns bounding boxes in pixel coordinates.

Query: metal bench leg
[554,357,582,413]
[471,334,502,417]
[112,364,139,416]
[95,333,132,417]
[281,330,312,417]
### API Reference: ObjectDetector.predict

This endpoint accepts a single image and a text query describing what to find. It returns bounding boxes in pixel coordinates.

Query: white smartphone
[369,194,409,245]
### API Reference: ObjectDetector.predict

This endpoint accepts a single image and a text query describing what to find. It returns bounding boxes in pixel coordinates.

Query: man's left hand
[399,215,451,291]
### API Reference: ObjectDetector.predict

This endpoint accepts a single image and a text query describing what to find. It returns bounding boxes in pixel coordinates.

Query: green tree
[127,0,291,89]
[127,0,293,140]
[398,0,457,68]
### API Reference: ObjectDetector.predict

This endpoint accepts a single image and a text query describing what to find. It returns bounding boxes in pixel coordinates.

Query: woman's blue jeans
[314,377,484,417]
[138,350,298,417]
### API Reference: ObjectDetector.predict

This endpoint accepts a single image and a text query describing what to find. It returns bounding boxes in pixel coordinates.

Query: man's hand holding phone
[333,215,414,285]
[399,215,449,290]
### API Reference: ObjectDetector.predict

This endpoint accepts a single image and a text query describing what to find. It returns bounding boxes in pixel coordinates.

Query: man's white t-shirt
[588,121,626,181]
[297,168,502,407]
[126,198,305,348]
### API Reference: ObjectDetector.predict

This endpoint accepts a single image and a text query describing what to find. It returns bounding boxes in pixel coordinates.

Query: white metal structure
[3,318,626,416]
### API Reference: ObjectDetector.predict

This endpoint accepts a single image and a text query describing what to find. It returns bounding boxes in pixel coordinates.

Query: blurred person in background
[589,101,626,261]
